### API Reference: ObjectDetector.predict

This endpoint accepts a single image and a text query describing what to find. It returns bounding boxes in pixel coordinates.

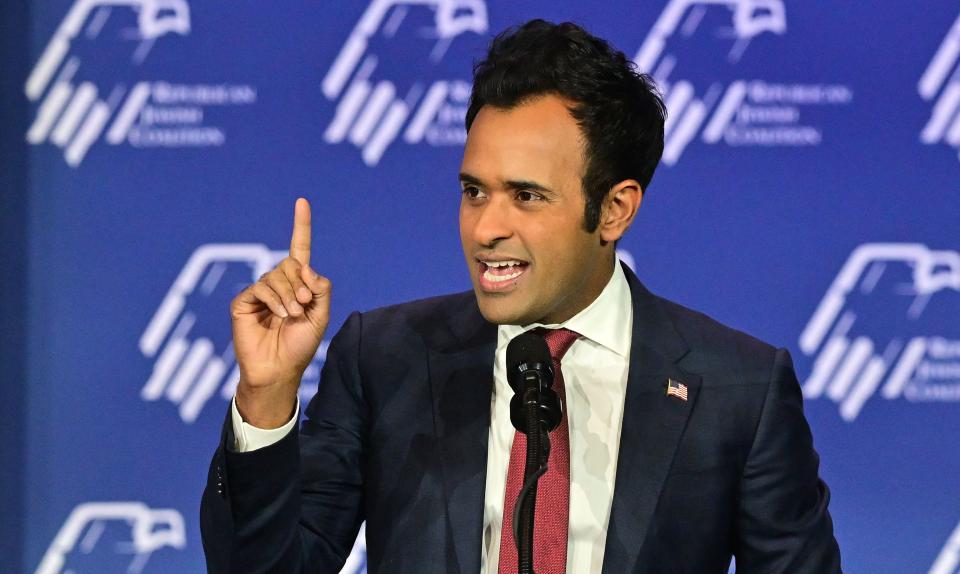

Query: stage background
[3,1,959,572]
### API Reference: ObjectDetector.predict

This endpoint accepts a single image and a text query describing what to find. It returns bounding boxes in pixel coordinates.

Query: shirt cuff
[230,395,299,452]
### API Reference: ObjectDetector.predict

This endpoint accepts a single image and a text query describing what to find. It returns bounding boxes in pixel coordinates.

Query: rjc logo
[632,0,853,165]
[321,0,488,166]
[633,0,786,164]
[25,0,190,167]
[140,244,327,424]
[799,243,960,421]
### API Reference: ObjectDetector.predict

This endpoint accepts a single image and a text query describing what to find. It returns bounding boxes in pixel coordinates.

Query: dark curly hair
[466,19,666,232]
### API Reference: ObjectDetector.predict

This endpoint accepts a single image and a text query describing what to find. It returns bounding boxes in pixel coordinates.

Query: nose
[468,195,513,247]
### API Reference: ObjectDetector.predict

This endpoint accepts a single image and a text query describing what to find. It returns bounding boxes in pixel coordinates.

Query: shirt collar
[497,261,632,358]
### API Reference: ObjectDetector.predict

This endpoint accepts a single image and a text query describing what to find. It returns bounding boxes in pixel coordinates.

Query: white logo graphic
[932,519,960,574]
[919,12,960,161]
[321,0,488,166]
[800,243,960,421]
[634,0,852,165]
[140,244,327,423]
[339,523,368,574]
[616,248,636,272]
[26,0,256,167]
[36,502,185,574]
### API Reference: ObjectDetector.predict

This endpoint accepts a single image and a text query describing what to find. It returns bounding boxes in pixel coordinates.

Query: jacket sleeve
[200,311,368,573]
[734,348,842,573]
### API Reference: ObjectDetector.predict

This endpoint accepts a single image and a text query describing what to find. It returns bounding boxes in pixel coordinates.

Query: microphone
[506,331,562,435]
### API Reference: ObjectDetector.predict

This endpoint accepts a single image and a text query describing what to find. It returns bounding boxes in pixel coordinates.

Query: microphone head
[505,331,553,392]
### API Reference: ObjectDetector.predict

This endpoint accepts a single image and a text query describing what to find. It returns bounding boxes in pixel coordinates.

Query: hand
[230,198,331,427]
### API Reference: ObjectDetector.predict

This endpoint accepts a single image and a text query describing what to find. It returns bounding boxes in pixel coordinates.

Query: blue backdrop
[4,1,960,572]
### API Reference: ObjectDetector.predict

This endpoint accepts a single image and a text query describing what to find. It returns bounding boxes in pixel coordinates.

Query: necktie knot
[536,327,581,363]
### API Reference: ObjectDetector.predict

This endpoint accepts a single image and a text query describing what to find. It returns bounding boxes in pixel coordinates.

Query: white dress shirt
[232,262,633,573]
[481,262,633,573]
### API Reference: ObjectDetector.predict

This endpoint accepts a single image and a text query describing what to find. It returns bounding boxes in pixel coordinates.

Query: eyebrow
[459,172,555,195]
[459,172,484,188]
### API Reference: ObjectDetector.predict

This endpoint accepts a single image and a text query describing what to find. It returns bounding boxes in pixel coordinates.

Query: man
[201,20,841,573]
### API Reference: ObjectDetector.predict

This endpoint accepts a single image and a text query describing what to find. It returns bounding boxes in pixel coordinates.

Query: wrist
[235,379,298,429]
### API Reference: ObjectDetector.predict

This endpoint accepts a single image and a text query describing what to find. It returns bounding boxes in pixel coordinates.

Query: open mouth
[477,258,529,291]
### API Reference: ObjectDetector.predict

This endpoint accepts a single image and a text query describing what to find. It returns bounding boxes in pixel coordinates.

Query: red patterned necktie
[498,327,580,574]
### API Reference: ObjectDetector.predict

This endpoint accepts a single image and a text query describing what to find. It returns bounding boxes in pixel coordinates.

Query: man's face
[459,94,614,326]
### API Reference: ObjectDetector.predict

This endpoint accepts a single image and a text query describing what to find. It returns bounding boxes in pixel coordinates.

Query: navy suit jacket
[201,264,841,573]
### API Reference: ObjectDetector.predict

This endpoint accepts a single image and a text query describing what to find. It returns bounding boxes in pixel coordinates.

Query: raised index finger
[290,197,311,266]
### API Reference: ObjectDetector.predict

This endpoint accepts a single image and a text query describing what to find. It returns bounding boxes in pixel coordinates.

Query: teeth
[485,260,522,268]
[484,268,524,282]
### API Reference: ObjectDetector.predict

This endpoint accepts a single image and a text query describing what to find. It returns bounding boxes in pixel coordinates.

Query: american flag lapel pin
[666,378,688,402]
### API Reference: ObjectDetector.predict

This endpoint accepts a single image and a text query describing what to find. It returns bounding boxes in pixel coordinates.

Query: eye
[516,190,544,202]
[462,185,485,200]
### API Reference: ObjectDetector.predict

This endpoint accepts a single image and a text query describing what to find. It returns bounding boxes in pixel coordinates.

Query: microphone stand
[512,376,552,574]
[505,331,562,574]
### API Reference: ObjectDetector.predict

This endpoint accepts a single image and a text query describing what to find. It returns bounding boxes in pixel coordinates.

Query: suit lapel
[601,265,701,573]
[426,296,497,573]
